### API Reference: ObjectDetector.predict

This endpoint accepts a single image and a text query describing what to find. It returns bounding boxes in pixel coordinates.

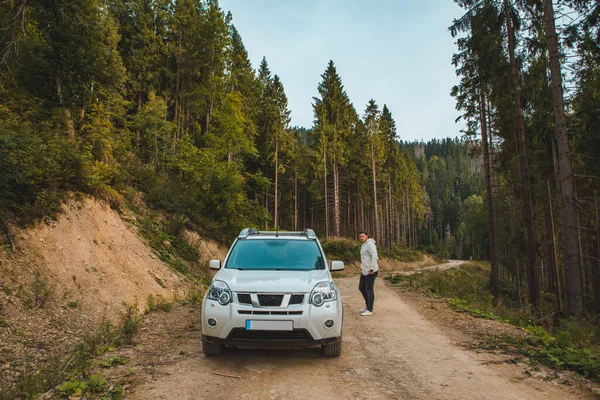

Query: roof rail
[237,228,317,239]
[238,228,259,238]
[303,229,317,239]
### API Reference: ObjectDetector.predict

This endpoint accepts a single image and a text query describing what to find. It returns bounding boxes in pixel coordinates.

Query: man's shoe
[360,308,368,313]
[360,310,373,316]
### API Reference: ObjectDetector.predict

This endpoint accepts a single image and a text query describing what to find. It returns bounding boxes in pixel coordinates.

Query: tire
[322,336,342,357]
[202,335,224,356]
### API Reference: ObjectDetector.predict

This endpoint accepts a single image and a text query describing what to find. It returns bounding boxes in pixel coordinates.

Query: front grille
[228,328,312,341]
[258,294,283,307]
[238,310,303,316]
[237,293,251,304]
[236,293,305,307]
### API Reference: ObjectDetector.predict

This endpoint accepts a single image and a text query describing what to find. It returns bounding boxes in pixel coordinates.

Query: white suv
[201,228,344,357]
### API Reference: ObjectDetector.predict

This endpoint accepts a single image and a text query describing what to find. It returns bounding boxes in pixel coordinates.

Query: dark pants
[359,271,378,312]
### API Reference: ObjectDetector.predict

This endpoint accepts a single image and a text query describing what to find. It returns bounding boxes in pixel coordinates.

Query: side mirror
[209,259,222,270]
[331,261,344,271]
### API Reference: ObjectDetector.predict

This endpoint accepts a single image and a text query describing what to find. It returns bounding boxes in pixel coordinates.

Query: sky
[219,0,467,142]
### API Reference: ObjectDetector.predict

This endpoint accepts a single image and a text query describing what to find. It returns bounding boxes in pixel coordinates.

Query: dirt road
[110,276,590,400]
[399,259,467,275]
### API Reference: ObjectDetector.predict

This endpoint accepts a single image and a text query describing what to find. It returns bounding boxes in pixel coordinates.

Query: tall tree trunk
[385,175,394,247]
[359,195,364,232]
[594,191,600,312]
[504,0,540,310]
[407,193,411,247]
[403,197,408,246]
[347,189,351,237]
[397,202,402,246]
[543,0,584,318]
[274,136,279,229]
[354,186,358,234]
[324,143,329,237]
[333,157,340,236]
[294,171,298,231]
[55,66,75,138]
[546,179,563,313]
[175,30,183,143]
[480,88,499,300]
[154,123,158,166]
[371,140,379,240]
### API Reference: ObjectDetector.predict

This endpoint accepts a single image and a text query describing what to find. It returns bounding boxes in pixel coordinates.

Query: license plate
[245,320,293,331]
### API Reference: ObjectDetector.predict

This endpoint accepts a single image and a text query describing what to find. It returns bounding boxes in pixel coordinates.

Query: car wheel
[202,335,225,356]
[322,336,342,357]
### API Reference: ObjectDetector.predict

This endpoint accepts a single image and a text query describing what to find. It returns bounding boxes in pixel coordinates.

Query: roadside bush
[523,324,600,380]
[118,304,141,345]
[32,272,53,308]
[379,245,424,262]
[0,118,85,223]
[392,261,600,381]
[321,238,426,265]
[320,237,360,263]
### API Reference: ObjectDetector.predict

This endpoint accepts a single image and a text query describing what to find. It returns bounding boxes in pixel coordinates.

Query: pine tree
[363,100,384,242]
[541,0,584,318]
[15,0,124,137]
[312,61,356,236]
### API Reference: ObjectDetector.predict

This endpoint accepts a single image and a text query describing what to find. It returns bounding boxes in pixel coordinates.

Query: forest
[0,0,484,255]
[1,0,599,320]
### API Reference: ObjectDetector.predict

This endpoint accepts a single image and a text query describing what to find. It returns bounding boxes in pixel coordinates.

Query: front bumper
[201,293,343,348]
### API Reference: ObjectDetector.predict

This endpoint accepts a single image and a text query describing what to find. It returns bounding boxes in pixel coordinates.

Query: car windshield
[225,239,325,271]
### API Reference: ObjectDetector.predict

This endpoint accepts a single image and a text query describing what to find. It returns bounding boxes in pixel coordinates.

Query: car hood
[214,269,331,293]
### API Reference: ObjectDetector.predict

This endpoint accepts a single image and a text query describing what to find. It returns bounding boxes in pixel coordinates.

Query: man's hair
[358,230,369,237]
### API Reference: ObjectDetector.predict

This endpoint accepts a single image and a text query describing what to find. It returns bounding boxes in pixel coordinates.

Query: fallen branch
[212,371,242,379]
[48,353,76,389]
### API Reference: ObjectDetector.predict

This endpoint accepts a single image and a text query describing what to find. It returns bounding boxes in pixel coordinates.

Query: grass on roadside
[321,237,425,264]
[386,262,600,381]
[2,288,204,400]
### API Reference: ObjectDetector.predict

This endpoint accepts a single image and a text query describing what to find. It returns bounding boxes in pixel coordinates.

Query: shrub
[32,272,53,308]
[320,237,360,263]
[0,118,85,223]
[379,245,424,262]
[394,261,600,381]
[119,304,141,345]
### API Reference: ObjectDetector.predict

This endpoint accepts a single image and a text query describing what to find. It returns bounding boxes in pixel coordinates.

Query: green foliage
[320,237,360,263]
[118,304,140,346]
[183,289,205,306]
[522,324,600,380]
[322,237,425,264]
[378,246,424,262]
[2,319,119,399]
[32,272,53,308]
[100,356,128,368]
[57,373,107,397]
[145,294,173,313]
[0,116,85,222]
[67,301,80,309]
[385,273,403,284]
[134,209,204,277]
[447,298,507,322]
[396,262,600,380]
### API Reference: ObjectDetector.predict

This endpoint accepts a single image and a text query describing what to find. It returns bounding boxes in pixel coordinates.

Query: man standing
[358,230,378,316]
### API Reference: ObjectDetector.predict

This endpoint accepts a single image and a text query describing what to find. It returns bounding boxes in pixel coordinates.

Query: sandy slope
[0,196,192,390]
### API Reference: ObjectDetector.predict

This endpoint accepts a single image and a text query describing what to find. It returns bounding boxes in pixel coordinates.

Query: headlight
[207,280,232,306]
[310,281,337,307]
